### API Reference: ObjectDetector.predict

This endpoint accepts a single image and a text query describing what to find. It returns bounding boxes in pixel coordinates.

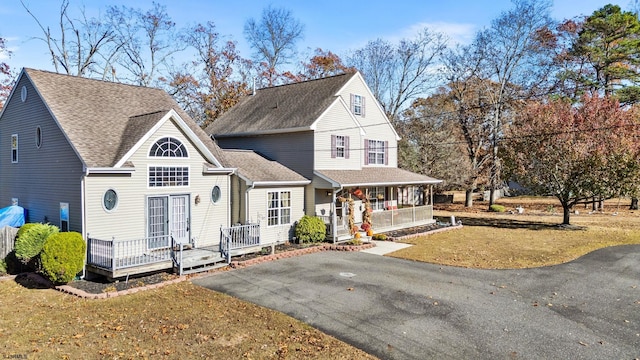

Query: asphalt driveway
[193,245,640,359]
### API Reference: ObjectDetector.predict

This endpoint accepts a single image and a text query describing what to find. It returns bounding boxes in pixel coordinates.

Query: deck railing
[220,223,260,261]
[87,235,172,271]
[370,205,433,230]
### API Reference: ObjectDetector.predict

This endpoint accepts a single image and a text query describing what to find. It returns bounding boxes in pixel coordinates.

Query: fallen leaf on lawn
[72,333,84,339]
[347,288,354,291]
[578,341,588,346]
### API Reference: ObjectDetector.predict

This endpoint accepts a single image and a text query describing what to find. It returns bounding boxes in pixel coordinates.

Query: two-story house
[207,71,441,241]
[0,68,308,279]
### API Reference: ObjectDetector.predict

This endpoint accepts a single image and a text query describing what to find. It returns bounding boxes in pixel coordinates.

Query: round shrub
[14,223,59,268]
[372,234,387,241]
[295,215,327,243]
[489,204,506,213]
[40,232,86,284]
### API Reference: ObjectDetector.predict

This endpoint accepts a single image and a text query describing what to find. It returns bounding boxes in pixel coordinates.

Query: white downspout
[80,169,88,279]
[245,182,255,224]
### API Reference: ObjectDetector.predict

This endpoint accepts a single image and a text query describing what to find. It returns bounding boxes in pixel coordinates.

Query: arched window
[149,137,188,157]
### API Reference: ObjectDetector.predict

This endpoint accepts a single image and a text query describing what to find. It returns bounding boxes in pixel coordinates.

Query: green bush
[372,234,388,241]
[295,215,327,243]
[489,204,506,212]
[40,232,86,284]
[14,223,59,268]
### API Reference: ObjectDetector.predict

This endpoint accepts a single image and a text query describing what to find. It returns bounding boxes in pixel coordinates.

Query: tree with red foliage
[504,95,640,225]
[0,36,12,109]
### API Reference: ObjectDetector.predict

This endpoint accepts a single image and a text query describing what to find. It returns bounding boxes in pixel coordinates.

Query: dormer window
[350,94,365,117]
[149,137,188,157]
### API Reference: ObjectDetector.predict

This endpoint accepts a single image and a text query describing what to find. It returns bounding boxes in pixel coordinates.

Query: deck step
[175,248,228,275]
[178,262,229,275]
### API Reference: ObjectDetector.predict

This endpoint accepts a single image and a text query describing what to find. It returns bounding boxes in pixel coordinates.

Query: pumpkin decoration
[366,229,374,237]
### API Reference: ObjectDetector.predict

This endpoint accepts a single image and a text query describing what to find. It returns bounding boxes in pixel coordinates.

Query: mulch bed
[68,271,179,294]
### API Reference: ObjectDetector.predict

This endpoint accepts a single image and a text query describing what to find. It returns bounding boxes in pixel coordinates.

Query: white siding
[245,186,305,244]
[314,101,362,170]
[336,76,398,167]
[84,118,230,247]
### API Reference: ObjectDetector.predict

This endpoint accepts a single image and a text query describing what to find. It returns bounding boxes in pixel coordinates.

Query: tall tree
[442,42,494,207]
[347,27,447,122]
[476,0,556,206]
[166,22,250,128]
[21,0,119,77]
[398,93,471,191]
[567,4,640,104]
[284,48,354,82]
[0,36,12,109]
[107,2,185,86]
[244,6,304,87]
[504,95,640,225]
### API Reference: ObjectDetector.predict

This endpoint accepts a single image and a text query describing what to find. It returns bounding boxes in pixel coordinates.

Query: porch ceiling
[315,168,442,188]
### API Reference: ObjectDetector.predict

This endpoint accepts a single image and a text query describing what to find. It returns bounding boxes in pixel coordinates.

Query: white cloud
[385,21,477,47]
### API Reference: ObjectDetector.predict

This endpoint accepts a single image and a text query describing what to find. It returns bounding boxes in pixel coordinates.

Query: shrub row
[9,223,85,284]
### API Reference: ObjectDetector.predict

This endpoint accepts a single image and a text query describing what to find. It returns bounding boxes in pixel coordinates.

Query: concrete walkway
[361,240,412,255]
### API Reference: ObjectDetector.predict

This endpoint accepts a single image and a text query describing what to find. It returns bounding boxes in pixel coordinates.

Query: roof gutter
[338,179,443,187]
[85,167,136,175]
[203,166,236,175]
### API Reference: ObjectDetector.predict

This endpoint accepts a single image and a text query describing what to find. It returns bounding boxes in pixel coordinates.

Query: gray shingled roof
[206,72,356,136]
[223,149,309,184]
[316,168,442,187]
[25,68,227,168]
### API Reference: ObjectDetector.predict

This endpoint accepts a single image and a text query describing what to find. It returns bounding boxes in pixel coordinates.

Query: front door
[148,195,190,247]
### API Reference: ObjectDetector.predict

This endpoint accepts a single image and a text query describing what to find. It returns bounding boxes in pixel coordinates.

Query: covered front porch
[86,223,261,279]
[313,168,441,242]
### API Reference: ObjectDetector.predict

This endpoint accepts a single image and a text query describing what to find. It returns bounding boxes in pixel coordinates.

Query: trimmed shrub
[1,251,22,275]
[295,215,327,243]
[372,234,388,241]
[489,204,506,213]
[40,232,86,284]
[14,223,59,268]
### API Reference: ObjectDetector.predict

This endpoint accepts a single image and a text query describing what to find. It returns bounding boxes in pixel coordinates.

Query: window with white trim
[336,135,345,158]
[149,137,188,157]
[267,191,291,226]
[353,95,362,115]
[148,166,189,187]
[369,187,386,211]
[11,134,18,163]
[367,140,385,165]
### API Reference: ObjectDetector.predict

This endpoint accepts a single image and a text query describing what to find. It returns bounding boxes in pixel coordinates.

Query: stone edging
[55,276,189,299]
[4,242,376,299]
[388,224,463,241]
[229,242,376,268]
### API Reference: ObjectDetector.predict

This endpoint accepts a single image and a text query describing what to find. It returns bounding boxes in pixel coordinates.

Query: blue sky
[0,0,625,73]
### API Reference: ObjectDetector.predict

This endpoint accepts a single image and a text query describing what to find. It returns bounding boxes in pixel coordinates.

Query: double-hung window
[369,187,386,211]
[11,134,18,163]
[350,94,365,117]
[336,135,345,158]
[367,140,386,165]
[331,135,349,159]
[268,191,291,226]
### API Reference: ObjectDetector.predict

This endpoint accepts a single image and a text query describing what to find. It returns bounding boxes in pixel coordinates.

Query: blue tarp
[0,205,25,228]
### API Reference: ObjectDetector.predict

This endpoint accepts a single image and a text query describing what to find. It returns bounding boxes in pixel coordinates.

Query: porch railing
[87,235,172,271]
[220,223,260,262]
[370,205,434,230]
